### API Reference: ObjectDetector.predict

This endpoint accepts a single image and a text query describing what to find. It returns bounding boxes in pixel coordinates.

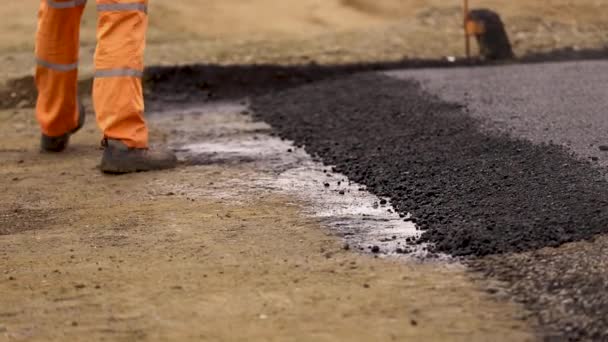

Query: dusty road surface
[2,1,608,341]
[0,104,533,341]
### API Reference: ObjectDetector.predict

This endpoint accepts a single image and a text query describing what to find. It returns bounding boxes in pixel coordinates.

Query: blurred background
[1,0,607,80]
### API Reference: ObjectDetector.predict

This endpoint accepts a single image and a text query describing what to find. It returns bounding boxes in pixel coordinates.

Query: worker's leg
[94,0,176,173]
[94,0,148,148]
[35,0,86,138]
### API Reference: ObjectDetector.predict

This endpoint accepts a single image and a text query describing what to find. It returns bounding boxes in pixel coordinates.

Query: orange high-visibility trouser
[35,0,149,148]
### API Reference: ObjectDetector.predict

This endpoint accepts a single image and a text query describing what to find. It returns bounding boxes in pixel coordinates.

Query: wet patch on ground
[184,138,426,257]
[152,103,426,257]
[250,73,608,257]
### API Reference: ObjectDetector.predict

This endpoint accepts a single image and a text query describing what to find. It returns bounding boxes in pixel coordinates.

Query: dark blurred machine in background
[464,0,514,60]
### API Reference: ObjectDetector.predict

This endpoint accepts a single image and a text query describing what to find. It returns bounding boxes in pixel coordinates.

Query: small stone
[74,284,86,289]
[371,246,380,253]
[379,199,387,205]
[599,145,608,151]
[410,319,418,326]
[485,287,499,294]
[324,183,330,187]
[16,100,29,109]
[343,243,350,251]
[338,190,345,195]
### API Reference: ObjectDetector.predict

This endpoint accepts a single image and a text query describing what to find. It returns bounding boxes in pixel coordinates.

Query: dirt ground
[2,1,608,341]
[0,106,533,341]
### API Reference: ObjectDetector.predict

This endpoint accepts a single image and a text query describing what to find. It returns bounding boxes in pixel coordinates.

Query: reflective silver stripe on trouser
[97,3,147,13]
[46,0,87,9]
[95,69,143,78]
[36,58,78,72]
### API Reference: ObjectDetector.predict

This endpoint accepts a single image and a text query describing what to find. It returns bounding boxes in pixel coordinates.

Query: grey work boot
[41,102,86,152]
[100,139,178,174]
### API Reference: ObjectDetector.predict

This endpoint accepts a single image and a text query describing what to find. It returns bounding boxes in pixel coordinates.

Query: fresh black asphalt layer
[382,60,608,341]
[251,73,608,257]
[387,60,608,171]
[249,65,608,340]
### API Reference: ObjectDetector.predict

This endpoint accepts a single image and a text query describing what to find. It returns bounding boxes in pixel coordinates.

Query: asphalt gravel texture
[250,61,608,340]
[469,235,608,341]
[251,72,608,257]
[388,60,608,171]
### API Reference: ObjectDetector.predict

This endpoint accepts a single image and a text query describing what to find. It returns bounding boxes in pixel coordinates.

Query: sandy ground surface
[2,0,608,340]
[0,105,533,341]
